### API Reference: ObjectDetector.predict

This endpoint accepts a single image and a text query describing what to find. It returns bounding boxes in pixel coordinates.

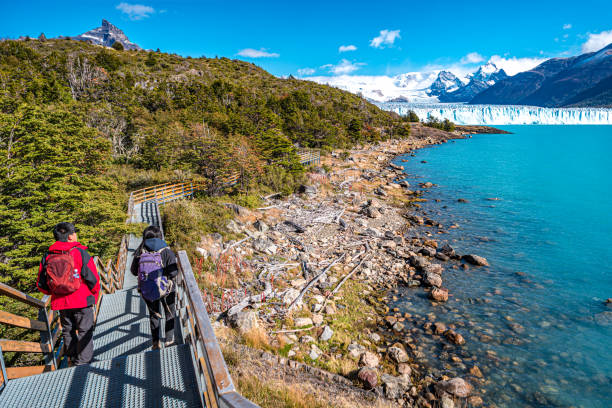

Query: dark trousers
[144,291,176,343]
[59,306,94,365]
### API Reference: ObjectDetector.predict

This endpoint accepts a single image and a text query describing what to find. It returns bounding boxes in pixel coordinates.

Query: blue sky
[2,0,612,77]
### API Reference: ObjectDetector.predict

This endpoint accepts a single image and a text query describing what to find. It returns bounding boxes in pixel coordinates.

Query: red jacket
[37,241,100,310]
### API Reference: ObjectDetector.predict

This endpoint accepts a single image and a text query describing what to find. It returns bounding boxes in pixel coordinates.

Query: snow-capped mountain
[72,20,141,50]
[304,62,507,103]
[428,71,465,97]
[439,62,507,102]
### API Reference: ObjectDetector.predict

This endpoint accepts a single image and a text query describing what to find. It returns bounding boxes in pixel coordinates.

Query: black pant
[144,291,176,343]
[60,306,94,365]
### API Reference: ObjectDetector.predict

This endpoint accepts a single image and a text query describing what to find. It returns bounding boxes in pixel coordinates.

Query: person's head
[142,225,163,240]
[53,222,78,242]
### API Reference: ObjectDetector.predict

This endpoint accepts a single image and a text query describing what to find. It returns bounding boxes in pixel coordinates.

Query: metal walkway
[0,344,201,408]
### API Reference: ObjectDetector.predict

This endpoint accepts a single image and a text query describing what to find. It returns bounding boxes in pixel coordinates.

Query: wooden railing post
[38,307,57,370]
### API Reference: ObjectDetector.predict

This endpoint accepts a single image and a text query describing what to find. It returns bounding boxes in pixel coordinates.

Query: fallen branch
[220,236,252,257]
[270,326,315,334]
[321,245,370,309]
[257,205,281,210]
[287,253,346,311]
[226,279,273,317]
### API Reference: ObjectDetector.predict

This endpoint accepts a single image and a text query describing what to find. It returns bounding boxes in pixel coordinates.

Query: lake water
[391,125,612,407]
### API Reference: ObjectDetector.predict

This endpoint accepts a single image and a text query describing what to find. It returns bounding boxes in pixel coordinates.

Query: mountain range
[306,62,508,104]
[471,43,612,107]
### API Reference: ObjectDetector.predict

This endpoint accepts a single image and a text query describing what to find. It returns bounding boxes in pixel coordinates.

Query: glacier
[378,103,612,125]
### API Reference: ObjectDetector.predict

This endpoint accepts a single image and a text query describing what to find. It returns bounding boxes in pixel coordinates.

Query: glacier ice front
[378,103,612,125]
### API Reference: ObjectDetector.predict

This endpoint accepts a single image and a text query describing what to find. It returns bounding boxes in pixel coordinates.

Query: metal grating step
[93,288,152,361]
[122,234,141,289]
[0,344,202,408]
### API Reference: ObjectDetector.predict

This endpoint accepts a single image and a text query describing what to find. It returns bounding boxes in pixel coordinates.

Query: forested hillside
[0,38,409,291]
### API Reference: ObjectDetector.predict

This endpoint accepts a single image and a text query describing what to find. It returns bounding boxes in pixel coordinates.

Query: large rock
[309,344,322,360]
[360,351,380,368]
[282,288,301,306]
[424,272,443,287]
[252,238,278,255]
[298,184,317,196]
[388,346,409,363]
[435,377,472,398]
[462,254,489,266]
[319,325,333,341]
[439,244,456,257]
[358,367,378,389]
[430,287,449,302]
[381,373,411,400]
[445,329,466,345]
[294,317,313,327]
[441,394,455,408]
[433,321,447,335]
[423,263,443,275]
[253,219,269,232]
[228,311,259,334]
[364,207,381,219]
[409,255,430,270]
[348,342,366,358]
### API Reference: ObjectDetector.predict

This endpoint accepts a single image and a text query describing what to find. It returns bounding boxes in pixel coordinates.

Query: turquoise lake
[392,125,612,407]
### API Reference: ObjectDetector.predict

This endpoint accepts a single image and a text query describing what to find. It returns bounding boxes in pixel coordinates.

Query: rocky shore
[201,124,496,407]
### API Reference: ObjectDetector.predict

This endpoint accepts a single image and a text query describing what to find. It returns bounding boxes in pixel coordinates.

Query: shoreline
[206,124,501,407]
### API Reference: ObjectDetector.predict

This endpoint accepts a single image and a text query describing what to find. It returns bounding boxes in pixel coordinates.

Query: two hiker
[37,222,177,365]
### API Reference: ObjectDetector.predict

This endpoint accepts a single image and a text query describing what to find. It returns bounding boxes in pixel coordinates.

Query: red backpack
[46,248,82,296]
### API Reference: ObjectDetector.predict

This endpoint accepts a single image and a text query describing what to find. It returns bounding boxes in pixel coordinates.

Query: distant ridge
[471,43,612,107]
[71,19,141,50]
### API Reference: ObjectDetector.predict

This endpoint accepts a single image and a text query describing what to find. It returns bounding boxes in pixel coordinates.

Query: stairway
[0,235,203,408]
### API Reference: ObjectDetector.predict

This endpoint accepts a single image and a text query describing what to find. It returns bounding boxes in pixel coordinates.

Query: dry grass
[234,375,332,408]
[243,327,272,350]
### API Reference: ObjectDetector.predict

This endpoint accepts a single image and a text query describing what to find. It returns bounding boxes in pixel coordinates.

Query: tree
[111,41,124,51]
[0,103,125,290]
[406,110,419,122]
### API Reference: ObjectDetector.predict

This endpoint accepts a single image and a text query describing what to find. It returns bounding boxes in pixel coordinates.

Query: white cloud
[339,45,357,53]
[236,48,280,58]
[116,3,155,20]
[370,29,400,48]
[488,55,546,76]
[563,23,572,30]
[321,59,365,75]
[581,30,612,53]
[460,52,485,64]
[298,67,316,76]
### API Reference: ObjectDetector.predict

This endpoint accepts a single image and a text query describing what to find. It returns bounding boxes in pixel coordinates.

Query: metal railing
[176,251,258,408]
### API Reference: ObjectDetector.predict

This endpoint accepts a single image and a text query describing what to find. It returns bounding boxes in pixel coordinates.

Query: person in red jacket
[37,222,100,366]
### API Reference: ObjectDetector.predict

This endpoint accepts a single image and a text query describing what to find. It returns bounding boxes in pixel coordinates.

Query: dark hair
[53,222,76,242]
[142,225,163,240]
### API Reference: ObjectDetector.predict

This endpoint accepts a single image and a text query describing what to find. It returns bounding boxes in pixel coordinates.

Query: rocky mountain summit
[72,19,141,50]
[436,62,508,102]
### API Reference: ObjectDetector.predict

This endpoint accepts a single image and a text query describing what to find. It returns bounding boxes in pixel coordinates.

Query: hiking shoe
[151,341,161,350]
[164,339,176,347]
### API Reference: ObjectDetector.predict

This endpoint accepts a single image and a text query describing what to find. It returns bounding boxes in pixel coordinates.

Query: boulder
[364,207,381,218]
[423,263,443,275]
[282,288,300,306]
[298,184,317,196]
[368,332,381,343]
[462,254,489,266]
[424,272,443,288]
[433,321,447,335]
[252,238,278,255]
[389,163,404,171]
[226,220,242,234]
[294,317,313,328]
[309,344,322,360]
[445,330,466,345]
[358,367,378,389]
[409,255,430,270]
[253,220,268,232]
[441,394,455,408]
[381,373,411,400]
[399,180,410,188]
[312,314,324,325]
[319,325,333,341]
[388,346,409,363]
[469,365,483,378]
[348,342,366,358]
[397,363,412,376]
[435,377,472,398]
[300,335,315,343]
[430,288,449,302]
[228,311,259,334]
[419,247,437,257]
[290,278,307,288]
[439,244,456,257]
[360,351,380,368]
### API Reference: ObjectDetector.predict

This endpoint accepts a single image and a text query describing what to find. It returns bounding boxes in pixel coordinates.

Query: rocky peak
[72,19,142,50]
[428,70,464,96]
